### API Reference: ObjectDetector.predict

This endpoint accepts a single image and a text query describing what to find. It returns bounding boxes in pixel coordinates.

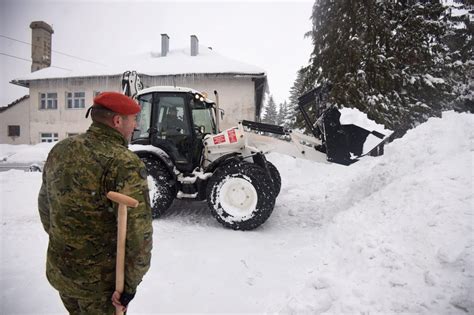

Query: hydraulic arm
[203,85,391,166]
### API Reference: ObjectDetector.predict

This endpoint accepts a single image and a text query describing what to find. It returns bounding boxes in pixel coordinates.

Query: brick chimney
[161,34,169,57]
[30,21,54,72]
[191,35,199,56]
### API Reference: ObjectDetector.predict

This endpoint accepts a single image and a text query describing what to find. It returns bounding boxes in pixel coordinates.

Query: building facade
[2,25,267,144]
[19,74,264,144]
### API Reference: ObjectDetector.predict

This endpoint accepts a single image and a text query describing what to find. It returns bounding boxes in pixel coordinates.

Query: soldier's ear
[112,114,122,128]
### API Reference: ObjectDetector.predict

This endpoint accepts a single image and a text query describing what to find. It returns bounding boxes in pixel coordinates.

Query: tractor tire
[141,157,176,218]
[206,161,276,230]
[266,161,281,196]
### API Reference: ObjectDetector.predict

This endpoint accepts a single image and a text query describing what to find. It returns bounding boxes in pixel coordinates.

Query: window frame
[8,125,20,137]
[66,91,86,109]
[39,92,58,110]
[40,132,59,143]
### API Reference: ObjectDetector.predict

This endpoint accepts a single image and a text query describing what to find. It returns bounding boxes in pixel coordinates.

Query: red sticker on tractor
[228,129,237,143]
[213,134,226,145]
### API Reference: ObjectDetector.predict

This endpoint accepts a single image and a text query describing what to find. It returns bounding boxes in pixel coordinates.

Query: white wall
[22,74,259,144]
[28,76,121,144]
[0,97,30,144]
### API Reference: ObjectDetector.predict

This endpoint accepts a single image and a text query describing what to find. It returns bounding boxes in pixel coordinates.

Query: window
[156,95,190,136]
[40,132,59,143]
[8,125,20,137]
[190,98,216,134]
[134,93,152,139]
[40,93,58,109]
[66,92,86,109]
[67,133,79,137]
[192,109,216,134]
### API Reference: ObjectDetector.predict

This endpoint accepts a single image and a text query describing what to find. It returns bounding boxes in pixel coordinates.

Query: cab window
[190,99,216,134]
[156,95,190,136]
[135,93,152,138]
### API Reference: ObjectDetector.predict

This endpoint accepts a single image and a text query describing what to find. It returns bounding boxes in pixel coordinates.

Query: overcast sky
[0,0,314,107]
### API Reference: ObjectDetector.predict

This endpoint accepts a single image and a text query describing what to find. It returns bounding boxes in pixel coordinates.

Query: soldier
[38,92,153,314]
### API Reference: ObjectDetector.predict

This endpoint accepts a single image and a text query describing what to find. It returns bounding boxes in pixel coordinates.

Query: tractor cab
[131,86,218,173]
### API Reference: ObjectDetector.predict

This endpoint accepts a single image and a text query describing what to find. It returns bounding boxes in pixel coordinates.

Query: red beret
[93,92,140,115]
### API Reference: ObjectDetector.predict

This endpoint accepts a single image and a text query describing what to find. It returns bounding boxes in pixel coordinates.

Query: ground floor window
[40,132,59,143]
[8,125,20,137]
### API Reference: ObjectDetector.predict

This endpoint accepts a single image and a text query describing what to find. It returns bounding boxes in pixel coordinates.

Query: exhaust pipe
[214,90,220,132]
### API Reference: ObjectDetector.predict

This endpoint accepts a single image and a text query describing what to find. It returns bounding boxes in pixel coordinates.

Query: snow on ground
[0,111,472,314]
[0,142,54,164]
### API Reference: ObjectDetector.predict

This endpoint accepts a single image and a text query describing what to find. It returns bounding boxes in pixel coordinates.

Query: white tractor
[123,71,391,230]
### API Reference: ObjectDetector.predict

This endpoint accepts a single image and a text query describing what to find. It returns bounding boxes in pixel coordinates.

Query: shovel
[107,191,139,315]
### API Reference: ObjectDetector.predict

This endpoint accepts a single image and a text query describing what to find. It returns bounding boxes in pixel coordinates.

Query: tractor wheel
[266,161,281,196]
[141,157,176,218]
[206,162,276,230]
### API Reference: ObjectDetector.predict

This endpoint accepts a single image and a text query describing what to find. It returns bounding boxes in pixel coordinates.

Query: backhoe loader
[122,71,391,230]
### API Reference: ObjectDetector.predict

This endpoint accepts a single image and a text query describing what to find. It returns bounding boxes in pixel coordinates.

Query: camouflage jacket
[38,122,153,298]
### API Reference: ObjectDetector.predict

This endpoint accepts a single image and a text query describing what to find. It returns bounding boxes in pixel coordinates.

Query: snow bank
[273,111,473,314]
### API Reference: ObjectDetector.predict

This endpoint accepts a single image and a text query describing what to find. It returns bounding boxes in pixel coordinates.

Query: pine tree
[276,101,288,127]
[302,0,455,136]
[440,0,473,112]
[287,68,307,130]
[262,95,278,125]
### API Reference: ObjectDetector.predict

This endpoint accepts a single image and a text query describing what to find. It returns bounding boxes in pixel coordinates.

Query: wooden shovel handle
[106,191,139,315]
[107,191,139,208]
[115,203,127,315]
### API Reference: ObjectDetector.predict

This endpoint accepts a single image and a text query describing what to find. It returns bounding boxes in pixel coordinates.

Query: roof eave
[1,94,30,112]
[10,79,29,88]
[138,71,267,79]
[12,71,266,84]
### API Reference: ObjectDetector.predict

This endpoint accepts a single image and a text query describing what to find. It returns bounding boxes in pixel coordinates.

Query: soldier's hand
[111,291,127,312]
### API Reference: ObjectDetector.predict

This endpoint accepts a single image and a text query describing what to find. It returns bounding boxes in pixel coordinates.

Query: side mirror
[219,109,225,120]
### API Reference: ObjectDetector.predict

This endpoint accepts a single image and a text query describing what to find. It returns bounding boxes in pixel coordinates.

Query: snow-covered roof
[11,45,266,87]
[0,95,29,112]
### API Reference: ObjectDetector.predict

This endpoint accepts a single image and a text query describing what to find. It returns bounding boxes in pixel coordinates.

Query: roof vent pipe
[191,35,199,56]
[161,34,169,57]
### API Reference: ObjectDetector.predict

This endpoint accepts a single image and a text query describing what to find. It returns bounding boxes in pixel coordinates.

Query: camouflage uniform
[38,122,153,314]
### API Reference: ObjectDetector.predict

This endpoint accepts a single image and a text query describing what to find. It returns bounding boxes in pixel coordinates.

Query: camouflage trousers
[59,292,116,315]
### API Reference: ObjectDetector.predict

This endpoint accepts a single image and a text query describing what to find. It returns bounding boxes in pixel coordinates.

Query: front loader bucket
[298,85,392,166]
[316,107,390,165]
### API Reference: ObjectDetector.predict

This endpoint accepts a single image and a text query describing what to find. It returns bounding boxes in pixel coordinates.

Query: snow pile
[272,111,473,313]
[0,111,472,314]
